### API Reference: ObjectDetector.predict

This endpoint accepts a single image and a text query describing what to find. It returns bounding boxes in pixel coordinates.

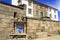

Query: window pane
[16,23,24,33]
[50,14,52,18]
[36,4,38,8]
[54,15,56,19]
[28,9,32,14]
[36,11,38,15]
[44,13,46,17]
[28,0,32,6]
[18,0,21,3]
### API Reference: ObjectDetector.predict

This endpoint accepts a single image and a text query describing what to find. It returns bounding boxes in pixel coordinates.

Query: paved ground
[33,35,60,40]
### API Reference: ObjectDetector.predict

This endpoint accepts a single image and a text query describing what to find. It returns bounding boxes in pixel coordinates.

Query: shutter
[40,12,43,18]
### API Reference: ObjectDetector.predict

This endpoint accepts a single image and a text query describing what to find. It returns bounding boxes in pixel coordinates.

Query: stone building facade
[0,2,26,40]
[10,0,58,21]
[12,0,34,17]
[33,1,48,19]
[33,1,58,21]
[27,17,60,38]
[0,2,60,40]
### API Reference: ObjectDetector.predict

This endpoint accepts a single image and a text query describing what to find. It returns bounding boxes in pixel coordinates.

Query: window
[28,8,32,14]
[36,4,38,14]
[14,12,17,18]
[54,10,56,13]
[39,5,41,9]
[18,0,21,3]
[28,0,32,6]
[44,7,46,12]
[24,0,27,1]
[40,12,43,18]
[16,23,24,33]
[36,10,38,15]
[50,14,52,18]
[41,6,44,9]
[44,13,46,17]
[49,8,51,12]
[54,15,56,19]
[36,4,38,8]
[44,7,45,10]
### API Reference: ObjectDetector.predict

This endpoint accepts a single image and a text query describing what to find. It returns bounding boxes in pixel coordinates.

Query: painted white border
[47,8,58,21]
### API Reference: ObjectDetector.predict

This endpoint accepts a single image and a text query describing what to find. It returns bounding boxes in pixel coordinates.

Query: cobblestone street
[33,35,60,40]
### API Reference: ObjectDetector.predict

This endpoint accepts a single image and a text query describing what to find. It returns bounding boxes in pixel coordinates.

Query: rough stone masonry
[0,2,60,40]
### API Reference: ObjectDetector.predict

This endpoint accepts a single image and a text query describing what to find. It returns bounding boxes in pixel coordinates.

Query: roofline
[0,1,58,10]
[0,2,24,9]
[33,1,58,10]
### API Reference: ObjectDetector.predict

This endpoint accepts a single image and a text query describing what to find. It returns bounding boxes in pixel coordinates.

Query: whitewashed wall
[47,8,58,21]
[11,0,33,17]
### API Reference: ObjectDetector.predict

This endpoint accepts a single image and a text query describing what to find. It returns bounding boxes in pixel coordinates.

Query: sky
[36,0,60,10]
[0,0,11,4]
[0,0,60,21]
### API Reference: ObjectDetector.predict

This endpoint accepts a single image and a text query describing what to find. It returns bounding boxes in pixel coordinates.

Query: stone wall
[0,12,14,40]
[33,2,48,19]
[27,18,60,38]
[0,3,26,40]
[0,2,60,40]
[0,3,26,17]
